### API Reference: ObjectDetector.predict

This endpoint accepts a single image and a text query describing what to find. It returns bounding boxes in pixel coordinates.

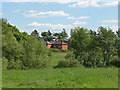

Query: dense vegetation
[2,19,50,70]
[70,27,120,67]
[1,18,120,69]
[41,29,68,41]
[2,51,118,88]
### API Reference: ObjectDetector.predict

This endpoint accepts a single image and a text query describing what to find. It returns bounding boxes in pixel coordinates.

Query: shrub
[109,55,120,67]
[65,51,75,60]
[14,60,23,69]
[2,57,8,70]
[7,59,15,69]
[48,51,52,57]
[57,51,80,68]
[57,59,70,67]
[77,50,106,67]
[57,59,80,68]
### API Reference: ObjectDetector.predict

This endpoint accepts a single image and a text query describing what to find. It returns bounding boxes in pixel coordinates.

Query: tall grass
[2,68,118,88]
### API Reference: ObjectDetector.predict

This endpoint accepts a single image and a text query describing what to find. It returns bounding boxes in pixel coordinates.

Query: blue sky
[2,1,118,37]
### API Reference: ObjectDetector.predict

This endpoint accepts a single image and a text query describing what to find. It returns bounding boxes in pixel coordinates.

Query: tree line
[68,27,120,67]
[41,29,68,41]
[1,18,120,69]
[2,18,51,70]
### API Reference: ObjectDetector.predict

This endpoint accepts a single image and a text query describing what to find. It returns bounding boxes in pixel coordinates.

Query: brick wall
[47,44,52,48]
[62,45,68,50]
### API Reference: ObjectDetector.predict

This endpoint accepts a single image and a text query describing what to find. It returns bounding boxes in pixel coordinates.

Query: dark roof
[45,41,68,45]
[54,41,62,44]
[62,42,68,45]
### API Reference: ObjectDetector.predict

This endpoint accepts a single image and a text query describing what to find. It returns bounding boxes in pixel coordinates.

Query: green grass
[2,68,118,88]
[2,52,119,88]
[49,52,66,66]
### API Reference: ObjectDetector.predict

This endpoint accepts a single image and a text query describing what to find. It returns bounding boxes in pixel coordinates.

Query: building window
[59,45,61,48]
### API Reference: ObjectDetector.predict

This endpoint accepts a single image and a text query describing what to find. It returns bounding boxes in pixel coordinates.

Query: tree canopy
[41,29,68,41]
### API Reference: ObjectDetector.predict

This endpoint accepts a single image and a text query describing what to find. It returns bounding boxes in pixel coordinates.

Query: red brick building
[45,39,70,50]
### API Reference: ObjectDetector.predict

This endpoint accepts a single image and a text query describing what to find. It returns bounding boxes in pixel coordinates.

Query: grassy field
[2,68,118,88]
[2,52,118,88]
[49,52,66,67]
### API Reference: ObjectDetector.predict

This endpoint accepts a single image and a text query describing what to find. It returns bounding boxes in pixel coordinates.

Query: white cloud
[73,21,87,25]
[27,21,88,30]
[27,22,72,30]
[13,9,20,13]
[102,1,118,7]
[110,25,118,32]
[102,20,118,23]
[27,21,88,37]
[23,11,69,18]
[67,16,89,20]
[27,10,37,13]
[69,1,100,8]
[69,1,118,8]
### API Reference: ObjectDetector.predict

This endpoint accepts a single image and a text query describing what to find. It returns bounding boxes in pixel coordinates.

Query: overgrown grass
[2,52,118,88]
[2,68,118,88]
[49,52,66,67]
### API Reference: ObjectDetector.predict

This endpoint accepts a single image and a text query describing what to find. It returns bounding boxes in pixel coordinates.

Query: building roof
[45,41,68,45]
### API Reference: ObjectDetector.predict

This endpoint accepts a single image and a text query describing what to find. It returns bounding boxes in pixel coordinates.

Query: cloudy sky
[2,0,118,37]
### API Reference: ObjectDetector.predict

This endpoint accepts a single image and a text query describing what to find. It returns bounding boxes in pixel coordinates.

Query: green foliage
[2,57,8,70]
[21,35,50,69]
[57,59,71,67]
[57,52,80,67]
[116,30,120,60]
[7,59,23,69]
[31,30,39,37]
[41,29,68,41]
[70,27,91,57]
[2,18,24,63]
[1,18,120,69]
[1,18,51,69]
[70,27,119,67]
[41,30,54,41]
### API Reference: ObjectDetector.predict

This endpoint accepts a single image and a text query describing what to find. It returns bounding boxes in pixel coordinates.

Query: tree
[69,26,119,67]
[97,27,117,66]
[31,30,41,40]
[53,33,60,39]
[53,29,68,40]
[31,30,39,37]
[2,19,24,69]
[1,18,51,69]
[70,27,91,57]
[41,30,53,41]
[59,29,68,40]
[116,30,120,57]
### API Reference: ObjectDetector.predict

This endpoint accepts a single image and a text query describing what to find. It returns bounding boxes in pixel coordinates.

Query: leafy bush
[2,57,8,70]
[1,18,51,70]
[57,59,70,67]
[77,50,105,67]
[70,27,119,67]
[57,52,80,68]
[14,60,23,69]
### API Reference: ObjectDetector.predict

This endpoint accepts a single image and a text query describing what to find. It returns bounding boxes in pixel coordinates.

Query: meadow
[2,68,118,88]
[2,52,118,88]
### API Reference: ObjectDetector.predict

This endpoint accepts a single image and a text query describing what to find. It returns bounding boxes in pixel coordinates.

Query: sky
[1,0,118,37]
